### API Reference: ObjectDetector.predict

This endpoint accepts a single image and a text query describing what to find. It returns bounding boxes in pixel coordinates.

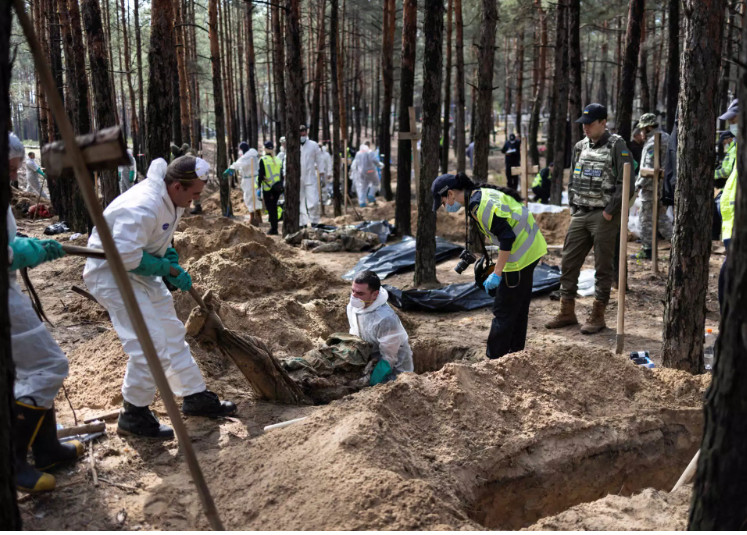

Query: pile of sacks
[284,226,384,253]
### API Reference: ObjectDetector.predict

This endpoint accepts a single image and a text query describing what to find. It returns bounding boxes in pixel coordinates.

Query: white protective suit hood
[347,287,414,374]
[145,158,168,182]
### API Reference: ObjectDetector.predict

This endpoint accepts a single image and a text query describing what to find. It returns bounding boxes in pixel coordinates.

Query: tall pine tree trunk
[549,0,569,205]
[638,15,651,112]
[472,0,498,180]
[665,0,679,132]
[661,0,724,372]
[616,0,645,143]
[174,0,191,145]
[330,0,343,215]
[441,0,453,174]
[415,0,444,286]
[134,0,146,152]
[146,0,176,162]
[120,0,140,157]
[568,0,583,149]
[395,0,416,237]
[528,0,547,166]
[283,0,304,235]
[271,1,286,142]
[245,1,258,148]
[515,29,524,136]
[208,0,231,216]
[379,0,395,200]
[454,0,466,172]
[689,3,746,523]
[310,0,326,142]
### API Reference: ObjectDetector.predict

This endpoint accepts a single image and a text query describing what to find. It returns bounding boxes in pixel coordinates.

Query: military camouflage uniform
[634,127,673,250]
[560,131,634,303]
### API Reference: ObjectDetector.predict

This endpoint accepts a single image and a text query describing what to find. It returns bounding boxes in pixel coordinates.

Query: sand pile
[157,344,706,530]
[534,209,571,245]
[173,215,273,261]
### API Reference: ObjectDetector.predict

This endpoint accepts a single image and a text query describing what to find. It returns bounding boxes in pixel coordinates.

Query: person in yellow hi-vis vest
[718,99,739,310]
[259,140,284,235]
[432,173,547,359]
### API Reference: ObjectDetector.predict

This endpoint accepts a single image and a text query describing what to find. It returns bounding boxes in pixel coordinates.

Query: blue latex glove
[39,239,65,261]
[130,251,172,277]
[165,265,192,291]
[222,168,234,177]
[369,359,392,386]
[164,247,180,265]
[9,238,48,270]
[483,272,502,293]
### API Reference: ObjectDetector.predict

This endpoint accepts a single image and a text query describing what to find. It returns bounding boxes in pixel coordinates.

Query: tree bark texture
[549,0,569,205]
[689,4,746,524]
[395,0,417,237]
[0,1,21,526]
[310,0,326,143]
[616,0,645,143]
[415,0,444,286]
[515,30,524,137]
[329,0,343,216]
[173,0,191,146]
[661,0,724,372]
[283,0,304,235]
[441,0,453,174]
[271,2,286,144]
[81,0,119,207]
[568,0,583,149]
[379,0,396,200]
[454,0,466,172]
[45,0,64,218]
[528,0,547,166]
[208,0,231,217]
[665,0,679,132]
[638,15,651,112]
[472,0,498,180]
[245,1,259,148]
[133,0,146,152]
[145,0,176,162]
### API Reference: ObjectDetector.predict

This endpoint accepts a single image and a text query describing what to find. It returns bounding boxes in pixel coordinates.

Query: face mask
[729,123,738,136]
[446,201,462,213]
[350,295,366,309]
[300,136,308,144]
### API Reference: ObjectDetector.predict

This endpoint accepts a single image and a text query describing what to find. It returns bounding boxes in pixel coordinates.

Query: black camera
[454,249,477,274]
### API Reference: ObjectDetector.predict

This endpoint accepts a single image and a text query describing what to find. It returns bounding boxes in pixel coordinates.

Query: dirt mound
[534,209,571,245]
[166,344,705,530]
[173,215,274,262]
[526,485,692,531]
[198,187,249,216]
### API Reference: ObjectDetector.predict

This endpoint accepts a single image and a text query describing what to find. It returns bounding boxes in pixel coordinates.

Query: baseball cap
[719,99,739,121]
[239,141,250,153]
[431,174,460,212]
[719,130,735,143]
[575,103,608,124]
[299,124,308,132]
[264,140,274,150]
[636,113,658,129]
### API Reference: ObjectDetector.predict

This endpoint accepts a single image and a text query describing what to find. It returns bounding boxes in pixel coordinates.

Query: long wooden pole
[652,132,661,273]
[615,162,632,354]
[250,157,257,225]
[12,1,225,529]
[317,168,324,216]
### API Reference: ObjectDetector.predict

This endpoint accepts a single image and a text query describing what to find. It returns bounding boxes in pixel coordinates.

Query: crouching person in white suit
[84,155,236,439]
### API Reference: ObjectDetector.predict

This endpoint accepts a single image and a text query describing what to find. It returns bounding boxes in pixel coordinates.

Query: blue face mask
[446,201,462,213]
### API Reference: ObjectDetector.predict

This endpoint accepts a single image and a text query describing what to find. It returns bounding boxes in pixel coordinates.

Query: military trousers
[560,207,620,303]
[638,185,673,249]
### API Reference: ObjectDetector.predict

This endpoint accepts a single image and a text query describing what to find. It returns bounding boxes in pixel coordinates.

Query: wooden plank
[41,125,130,177]
[652,132,661,274]
[616,163,632,354]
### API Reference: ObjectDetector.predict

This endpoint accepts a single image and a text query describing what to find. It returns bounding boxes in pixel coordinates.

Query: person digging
[83,155,236,439]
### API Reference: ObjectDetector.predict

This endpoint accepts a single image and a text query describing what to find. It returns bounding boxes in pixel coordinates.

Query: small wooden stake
[399,107,421,199]
[616,163,632,354]
[317,169,324,216]
[511,135,539,204]
[671,449,700,493]
[652,132,661,274]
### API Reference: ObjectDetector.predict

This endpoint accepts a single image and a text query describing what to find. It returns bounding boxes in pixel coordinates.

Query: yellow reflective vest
[721,150,737,241]
[472,188,547,272]
[260,155,282,192]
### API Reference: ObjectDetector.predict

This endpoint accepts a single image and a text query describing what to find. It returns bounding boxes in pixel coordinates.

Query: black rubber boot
[117,401,174,439]
[182,390,237,418]
[32,404,84,471]
[14,400,56,493]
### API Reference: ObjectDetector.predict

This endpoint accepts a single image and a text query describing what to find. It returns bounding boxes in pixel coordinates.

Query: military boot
[580,299,607,334]
[14,400,56,493]
[32,404,84,471]
[545,298,579,329]
[118,401,174,439]
[182,390,237,418]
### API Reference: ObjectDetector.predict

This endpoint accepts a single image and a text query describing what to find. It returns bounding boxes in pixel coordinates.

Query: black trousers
[487,259,539,359]
[264,189,280,233]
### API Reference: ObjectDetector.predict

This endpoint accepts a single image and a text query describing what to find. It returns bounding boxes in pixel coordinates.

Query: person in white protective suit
[277,136,287,168]
[6,133,84,494]
[296,125,326,226]
[346,270,414,385]
[228,141,262,225]
[24,151,48,200]
[118,149,137,194]
[84,155,236,439]
[350,143,383,207]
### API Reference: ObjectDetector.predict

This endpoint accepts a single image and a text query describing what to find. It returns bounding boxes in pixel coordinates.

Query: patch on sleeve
[621,151,629,157]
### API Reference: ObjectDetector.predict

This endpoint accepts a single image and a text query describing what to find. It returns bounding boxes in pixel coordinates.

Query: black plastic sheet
[385,263,561,312]
[354,220,394,244]
[342,236,463,280]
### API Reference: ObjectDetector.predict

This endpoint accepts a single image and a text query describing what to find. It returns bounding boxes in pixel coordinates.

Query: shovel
[63,244,310,405]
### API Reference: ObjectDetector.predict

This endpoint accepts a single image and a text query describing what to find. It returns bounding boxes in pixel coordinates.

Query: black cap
[239,141,250,153]
[264,140,274,150]
[719,130,735,143]
[575,103,608,124]
[299,124,308,132]
[431,174,459,212]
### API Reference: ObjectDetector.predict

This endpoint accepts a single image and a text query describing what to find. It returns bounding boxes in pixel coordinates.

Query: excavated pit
[468,420,700,529]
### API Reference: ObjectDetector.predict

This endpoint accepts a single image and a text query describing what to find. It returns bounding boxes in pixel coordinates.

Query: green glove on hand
[130,251,172,277]
[39,240,65,261]
[36,168,46,178]
[164,247,179,265]
[369,359,392,386]
[9,237,50,270]
[128,170,135,183]
[165,265,192,291]
[222,168,234,178]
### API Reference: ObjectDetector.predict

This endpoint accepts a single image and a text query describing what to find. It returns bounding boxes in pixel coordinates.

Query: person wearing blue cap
[432,172,547,359]
[545,103,634,335]
[259,140,283,235]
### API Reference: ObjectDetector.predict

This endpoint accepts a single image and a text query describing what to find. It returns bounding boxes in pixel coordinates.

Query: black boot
[117,401,174,439]
[190,203,203,215]
[182,390,237,418]
[32,404,84,471]
[14,400,55,493]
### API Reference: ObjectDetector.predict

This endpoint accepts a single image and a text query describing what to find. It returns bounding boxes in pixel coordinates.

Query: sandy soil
[11,184,719,530]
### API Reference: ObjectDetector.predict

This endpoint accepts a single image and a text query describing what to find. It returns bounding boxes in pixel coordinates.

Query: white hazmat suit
[230,149,263,211]
[118,150,137,194]
[24,158,48,200]
[289,139,325,226]
[346,287,414,376]
[350,145,383,205]
[83,169,207,407]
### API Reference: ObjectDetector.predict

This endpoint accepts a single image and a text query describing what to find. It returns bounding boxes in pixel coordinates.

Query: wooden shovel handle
[168,265,208,309]
[61,244,106,258]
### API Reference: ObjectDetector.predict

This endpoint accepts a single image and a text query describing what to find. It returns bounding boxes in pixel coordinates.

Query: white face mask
[350,295,366,309]
[300,136,308,144]
[729,123,738,136]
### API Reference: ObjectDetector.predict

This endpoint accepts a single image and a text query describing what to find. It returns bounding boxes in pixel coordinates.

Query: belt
[573,205,602,213]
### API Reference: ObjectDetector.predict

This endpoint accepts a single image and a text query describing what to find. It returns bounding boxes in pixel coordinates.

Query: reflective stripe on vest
[475,188,547,271]
[261,156,282,191]
[721,150,738,240]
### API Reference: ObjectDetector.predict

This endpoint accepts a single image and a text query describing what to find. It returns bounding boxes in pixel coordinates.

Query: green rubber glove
[164,247,179,265]
[39,239,65,261]
[165,265,192,291]
[36,168,46,178]
[128,170,135,183]
[222,168,234,177]
[369,359,392,386]
[130,251,172,277]
[9,238,49,270]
